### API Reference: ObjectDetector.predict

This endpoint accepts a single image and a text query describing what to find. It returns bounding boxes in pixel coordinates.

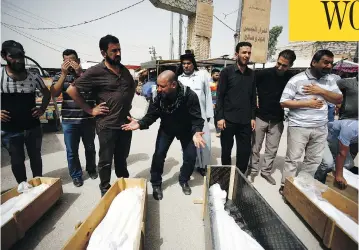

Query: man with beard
[122,70,205,200]
[279,49,343,195]
[66,35,136,196]
[216,42,256,174]
[178,50,213,176]
[0,40,51,183]
[50,49,98,187]
[210,68,221,137]
[248,50,296,185]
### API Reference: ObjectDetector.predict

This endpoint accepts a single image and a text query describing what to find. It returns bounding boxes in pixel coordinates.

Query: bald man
[122,70,205,200]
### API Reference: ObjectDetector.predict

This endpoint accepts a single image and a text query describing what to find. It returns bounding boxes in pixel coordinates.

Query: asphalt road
[1,120,343,250]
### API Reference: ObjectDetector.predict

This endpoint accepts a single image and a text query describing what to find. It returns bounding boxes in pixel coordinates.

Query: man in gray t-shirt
[279,50,343,195]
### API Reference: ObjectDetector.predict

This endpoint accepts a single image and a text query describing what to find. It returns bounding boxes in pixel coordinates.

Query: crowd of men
[1,36,357,200]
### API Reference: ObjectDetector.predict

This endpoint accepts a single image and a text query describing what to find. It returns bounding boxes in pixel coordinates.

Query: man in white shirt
[178,50,213,176]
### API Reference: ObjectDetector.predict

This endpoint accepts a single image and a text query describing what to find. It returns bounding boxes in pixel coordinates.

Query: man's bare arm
[50,74,66,97]
[66,85,92,114]
[281,98,324,109]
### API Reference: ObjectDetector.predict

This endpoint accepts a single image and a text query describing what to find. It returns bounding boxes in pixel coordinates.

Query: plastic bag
[294,172,328,201]
[17,181,33,193]
[130,94,149,120]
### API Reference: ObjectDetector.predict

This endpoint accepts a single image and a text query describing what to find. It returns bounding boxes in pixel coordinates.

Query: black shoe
[152,186,163,200]
[88,171,98,180]
[279,186,284,196]
[180,182,192,195]
[73,178,83,187]
[196,167,206,177]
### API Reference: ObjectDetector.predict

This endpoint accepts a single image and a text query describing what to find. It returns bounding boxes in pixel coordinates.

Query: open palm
[121,116,140,131]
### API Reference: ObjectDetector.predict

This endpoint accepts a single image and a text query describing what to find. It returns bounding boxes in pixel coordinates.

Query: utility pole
[169,12,174,60]
[179,14,183,58]
[149,46,157,60]
[234,0,243,48]
[354,41,358,63]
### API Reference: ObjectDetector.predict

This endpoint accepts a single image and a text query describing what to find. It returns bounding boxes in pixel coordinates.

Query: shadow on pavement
[1,132,64,168]
[145,193,163,250]
[10,192,80,250]
[135,157,179,181]
[128,153,150,166]
[43,167,90,185]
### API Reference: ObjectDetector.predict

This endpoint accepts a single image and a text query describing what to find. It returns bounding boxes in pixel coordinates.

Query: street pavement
[1,120,341,250]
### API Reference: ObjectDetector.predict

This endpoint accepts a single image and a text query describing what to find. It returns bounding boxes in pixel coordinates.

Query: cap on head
[1,40,25,57]
[180,49,195,61]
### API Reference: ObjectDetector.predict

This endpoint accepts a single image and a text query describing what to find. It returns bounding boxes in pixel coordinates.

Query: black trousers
[151,128,197,186]
[1,126,43,183]
[97,128,132,192]
[220,121,252,173]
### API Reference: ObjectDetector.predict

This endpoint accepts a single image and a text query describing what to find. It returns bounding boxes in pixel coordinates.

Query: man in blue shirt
[314,120,358,188]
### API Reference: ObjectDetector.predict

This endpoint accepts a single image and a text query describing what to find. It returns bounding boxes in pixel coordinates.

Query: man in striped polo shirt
[51,49,98,187]
[1,40,51,183]
[279,49,343,195]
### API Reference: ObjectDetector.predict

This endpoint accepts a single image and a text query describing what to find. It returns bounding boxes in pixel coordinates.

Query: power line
[2,1,98,40]
[1,0,145,30]
[213,15,236,32]
[2,24,62,53]
[2,11,96,49]
[1,22,95,58]
[2,0,98,39]
[223,9,239,19]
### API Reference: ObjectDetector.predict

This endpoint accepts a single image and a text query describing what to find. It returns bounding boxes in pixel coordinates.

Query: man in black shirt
[216,42,256,173]
[122,70,205,200]
[248,50,296,185]
[51,49,98,187]
[66,35,136,196]
[1,40,51,183]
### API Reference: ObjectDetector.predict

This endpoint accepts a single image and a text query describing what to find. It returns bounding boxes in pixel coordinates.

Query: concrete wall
[274,42,357,61]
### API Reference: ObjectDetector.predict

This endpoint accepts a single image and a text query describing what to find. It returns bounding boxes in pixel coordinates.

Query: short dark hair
[211,68,220,75]
[62,49,78,59]
[235,42,252,53]
[311,49,334,67]
[278,49,296,65]
[99,34,119,52]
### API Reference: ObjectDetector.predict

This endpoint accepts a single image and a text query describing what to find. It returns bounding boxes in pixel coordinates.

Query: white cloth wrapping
[293,173,358,243]
[87,187,144,250]
[130,94,149,120]
[209,184,264,250]
[343,168,359,189]
[179,70,213,169]
[1,183,50,227]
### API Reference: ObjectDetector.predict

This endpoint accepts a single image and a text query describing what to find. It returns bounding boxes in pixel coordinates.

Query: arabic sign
[239,0,271,63]
[195,2,214,38]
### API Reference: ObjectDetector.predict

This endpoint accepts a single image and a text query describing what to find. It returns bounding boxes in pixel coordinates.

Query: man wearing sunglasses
[248,50,296,185]
[1,40,51,184]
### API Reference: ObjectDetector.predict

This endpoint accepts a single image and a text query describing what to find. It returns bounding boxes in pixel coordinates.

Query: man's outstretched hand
[121,116,140,131]
[193,132,206,148]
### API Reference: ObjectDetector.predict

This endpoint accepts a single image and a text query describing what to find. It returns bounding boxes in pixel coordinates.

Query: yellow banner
[289,0,359,41]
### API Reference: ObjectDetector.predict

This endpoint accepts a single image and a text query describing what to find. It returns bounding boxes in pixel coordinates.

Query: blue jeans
[62,121,96,180]
[1,126,43,183]
[314,137,355,183]
[151,128,197,186]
